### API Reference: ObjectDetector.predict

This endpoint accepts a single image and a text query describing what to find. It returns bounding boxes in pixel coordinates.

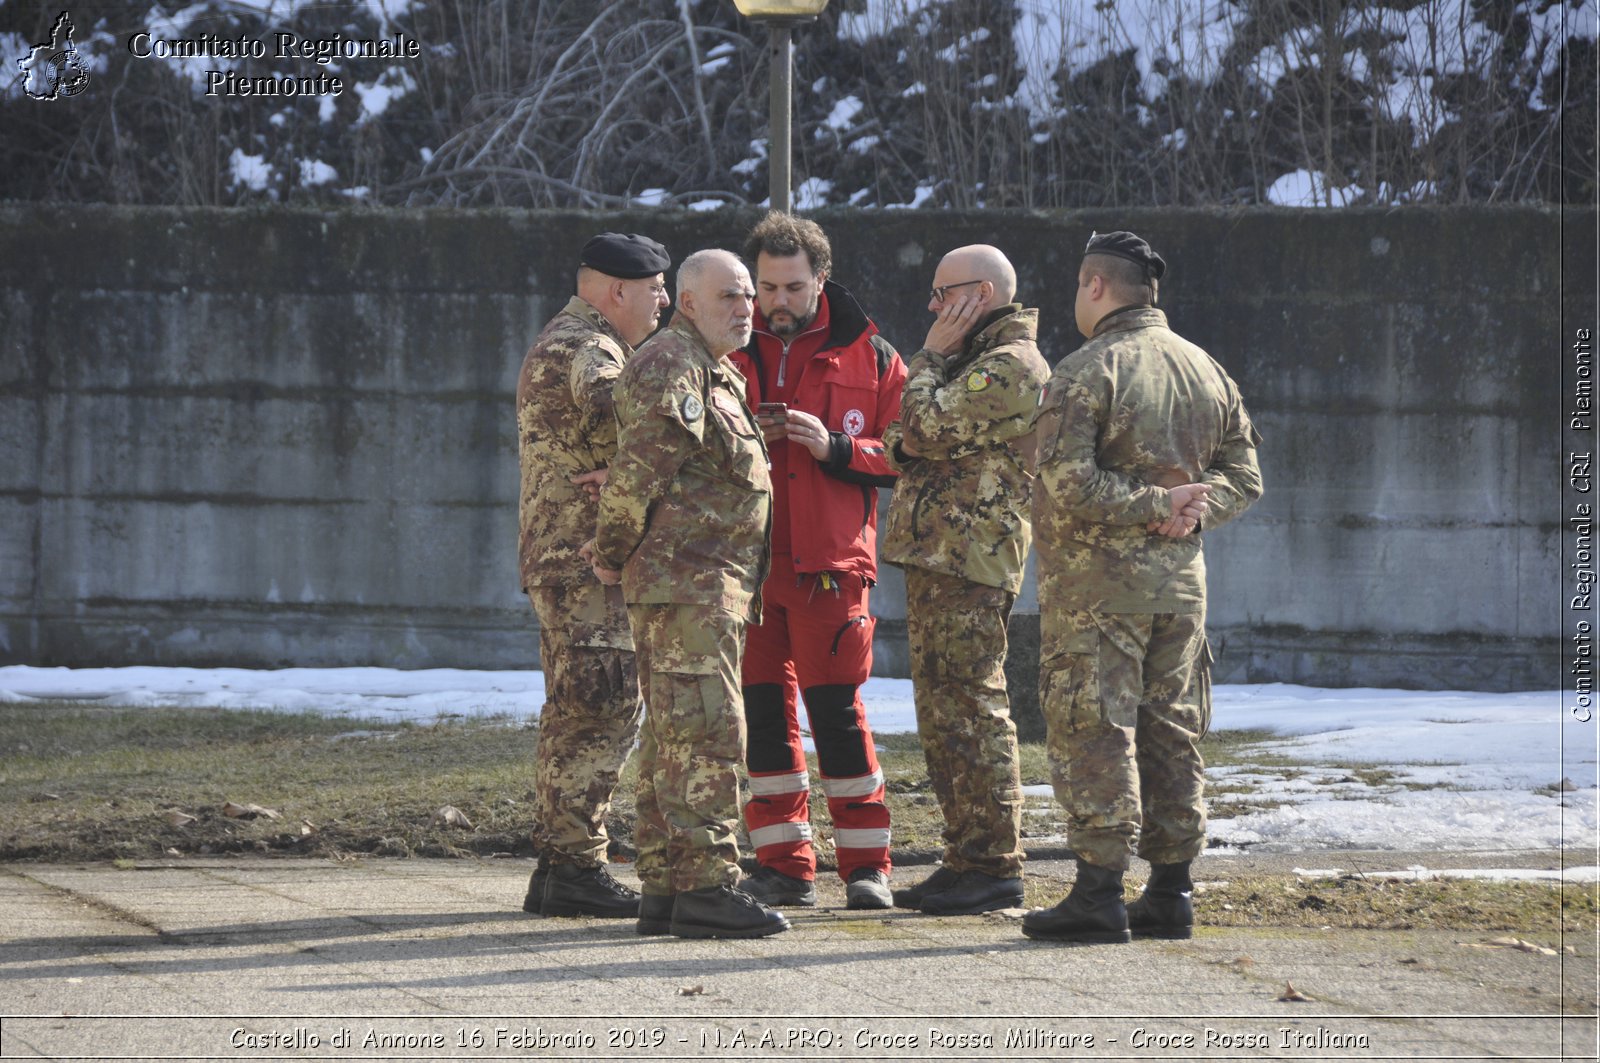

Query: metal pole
[769,22,793,213]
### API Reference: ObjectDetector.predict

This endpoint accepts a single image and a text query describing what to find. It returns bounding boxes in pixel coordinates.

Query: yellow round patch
[966,370,992,392]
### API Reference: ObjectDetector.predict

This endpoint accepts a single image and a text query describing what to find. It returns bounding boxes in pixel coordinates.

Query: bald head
[939,245,1017,305]
[922,244,1022,354]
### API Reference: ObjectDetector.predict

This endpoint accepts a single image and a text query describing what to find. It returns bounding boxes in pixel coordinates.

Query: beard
[706,318,753,355]
[765,302,816,338]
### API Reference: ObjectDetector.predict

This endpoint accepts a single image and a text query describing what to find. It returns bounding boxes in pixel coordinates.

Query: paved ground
[1,851,1594,1061]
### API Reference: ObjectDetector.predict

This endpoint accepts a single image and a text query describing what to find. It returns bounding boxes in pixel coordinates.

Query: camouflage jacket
[517,296,632,592]
[594,315,773,621]
[1031,306,1263,615]
[880,306,1051,593]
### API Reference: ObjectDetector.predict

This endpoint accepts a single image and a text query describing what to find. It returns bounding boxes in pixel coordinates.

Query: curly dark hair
[742,211,832,278]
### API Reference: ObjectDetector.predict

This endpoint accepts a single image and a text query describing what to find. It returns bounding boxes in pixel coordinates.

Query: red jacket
[731,281,906,579]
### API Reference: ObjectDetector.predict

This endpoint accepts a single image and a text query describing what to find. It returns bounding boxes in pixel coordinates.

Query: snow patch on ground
[2,668,1592,857]
[1294,865,1600,884]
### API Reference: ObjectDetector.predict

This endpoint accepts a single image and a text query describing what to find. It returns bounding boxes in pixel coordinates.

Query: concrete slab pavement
[1,853,1594,1060]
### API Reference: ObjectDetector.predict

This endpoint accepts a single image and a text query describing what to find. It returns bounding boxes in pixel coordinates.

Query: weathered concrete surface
[0,855,1593,1061]
[0,206,1586,694]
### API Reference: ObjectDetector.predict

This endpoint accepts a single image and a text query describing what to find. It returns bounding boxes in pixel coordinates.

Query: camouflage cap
[1084,230,1167,281]
[581,232,671,279]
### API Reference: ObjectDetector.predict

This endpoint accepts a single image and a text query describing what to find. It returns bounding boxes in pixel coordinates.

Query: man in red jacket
[730,212,907,910]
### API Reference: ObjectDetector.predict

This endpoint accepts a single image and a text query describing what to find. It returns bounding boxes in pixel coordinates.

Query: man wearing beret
[880,244,1050,916]
[515,232,671,918]
[584,249,788,939]
[1024,231,1262,944]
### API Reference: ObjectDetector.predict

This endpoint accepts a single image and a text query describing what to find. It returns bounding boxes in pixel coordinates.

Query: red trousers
[741,553,890,881]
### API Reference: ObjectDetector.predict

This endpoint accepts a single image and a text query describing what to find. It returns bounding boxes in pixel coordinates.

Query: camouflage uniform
[517,297,644,869]
[881,306,1050,877]
[594,316,772,894]
[1031,306,1262,872]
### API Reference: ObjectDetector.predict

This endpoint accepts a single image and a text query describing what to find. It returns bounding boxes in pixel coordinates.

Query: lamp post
[732,0,830,213]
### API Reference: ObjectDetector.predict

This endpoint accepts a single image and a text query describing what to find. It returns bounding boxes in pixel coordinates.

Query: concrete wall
[1,205,1584,704]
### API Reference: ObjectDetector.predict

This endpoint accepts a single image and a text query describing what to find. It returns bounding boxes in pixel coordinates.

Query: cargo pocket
[936,639,1007,687]
[1195,636,1214,740]
[650,626,727,744]
[993,783,1024,812]
[1039,611,1103,736]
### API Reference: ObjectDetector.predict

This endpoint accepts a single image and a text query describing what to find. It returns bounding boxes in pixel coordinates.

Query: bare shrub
[0,0,1589,207]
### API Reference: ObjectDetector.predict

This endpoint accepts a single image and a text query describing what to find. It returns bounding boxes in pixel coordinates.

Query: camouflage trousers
[528,583,643,868]
[903,565,1024,877]
[628,603,749,895]
[1040,607,1212,872]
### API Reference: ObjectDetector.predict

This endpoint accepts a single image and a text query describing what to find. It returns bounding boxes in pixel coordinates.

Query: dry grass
[2,703,1592,938]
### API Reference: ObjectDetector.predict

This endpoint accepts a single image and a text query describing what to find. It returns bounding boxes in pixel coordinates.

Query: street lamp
[732,0,830,213]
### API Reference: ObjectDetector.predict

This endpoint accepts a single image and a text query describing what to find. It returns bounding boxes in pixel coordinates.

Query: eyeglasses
[929,279,983,303]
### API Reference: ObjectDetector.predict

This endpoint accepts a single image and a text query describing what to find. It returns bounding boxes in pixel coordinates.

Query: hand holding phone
[755,402,788,444]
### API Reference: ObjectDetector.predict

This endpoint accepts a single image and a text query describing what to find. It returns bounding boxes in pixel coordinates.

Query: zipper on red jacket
[756,320,828,390]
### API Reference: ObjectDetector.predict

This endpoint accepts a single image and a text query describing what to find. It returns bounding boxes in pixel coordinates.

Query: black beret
[580,232,671,279]
[1083,230,1167,281]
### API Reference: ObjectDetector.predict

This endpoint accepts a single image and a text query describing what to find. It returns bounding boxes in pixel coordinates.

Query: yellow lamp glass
[732,0,830,18]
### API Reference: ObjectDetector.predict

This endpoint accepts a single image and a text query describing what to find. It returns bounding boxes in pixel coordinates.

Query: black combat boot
[1126,861,1194,939]
[521,853,551,914]
[918,869,1025,915]
[891,865,960,909]
[636,892,675,936]
[541,862,641,918]
[669,885,791,939]
[1021,861,1131,944]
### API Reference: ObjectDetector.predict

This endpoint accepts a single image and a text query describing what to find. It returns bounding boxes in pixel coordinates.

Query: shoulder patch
[966,369,993,392]
[681,394,704,422]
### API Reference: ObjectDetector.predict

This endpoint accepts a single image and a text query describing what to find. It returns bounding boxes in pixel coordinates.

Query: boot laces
[591,865,634,898]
